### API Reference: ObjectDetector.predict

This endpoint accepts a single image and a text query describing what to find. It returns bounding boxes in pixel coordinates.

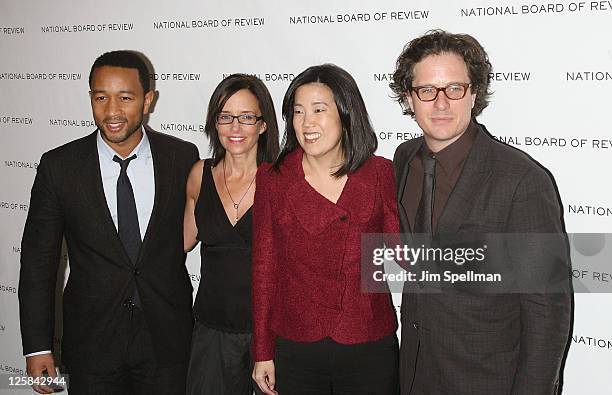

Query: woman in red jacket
[252,64,400,394]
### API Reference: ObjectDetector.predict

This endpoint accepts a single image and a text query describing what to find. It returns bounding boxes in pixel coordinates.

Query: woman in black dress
[183,74,279,394]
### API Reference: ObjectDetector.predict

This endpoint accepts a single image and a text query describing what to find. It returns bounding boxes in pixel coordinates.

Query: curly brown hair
[390,30,493,118]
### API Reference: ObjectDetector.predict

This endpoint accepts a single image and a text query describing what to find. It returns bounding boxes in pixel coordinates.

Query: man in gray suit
[391,30,571,394]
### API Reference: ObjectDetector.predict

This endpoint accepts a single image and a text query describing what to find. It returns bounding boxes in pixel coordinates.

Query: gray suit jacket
[394,122,571,395]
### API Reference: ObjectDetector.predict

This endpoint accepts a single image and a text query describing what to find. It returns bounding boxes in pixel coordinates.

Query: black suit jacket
[19,128,199,372]
[394,123,571,395]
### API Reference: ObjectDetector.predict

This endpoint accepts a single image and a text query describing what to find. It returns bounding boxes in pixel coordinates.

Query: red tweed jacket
[252,148,399,362]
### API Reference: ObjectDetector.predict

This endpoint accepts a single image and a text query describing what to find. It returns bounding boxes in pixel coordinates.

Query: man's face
[407,53,476,152]
[90,66,153,153]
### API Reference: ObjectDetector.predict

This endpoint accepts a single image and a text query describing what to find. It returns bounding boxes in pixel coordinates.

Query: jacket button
[134,269,140,276]
[412,321,420,329]
[339,215,348,221]
[122,299,133,308]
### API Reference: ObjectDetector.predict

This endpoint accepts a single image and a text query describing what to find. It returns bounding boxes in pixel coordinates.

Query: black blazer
[394,123,571,395]
[19,129,199,372]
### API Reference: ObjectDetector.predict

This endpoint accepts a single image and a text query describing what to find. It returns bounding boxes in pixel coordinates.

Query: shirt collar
[421,120,477,175]
[96,127,151,163]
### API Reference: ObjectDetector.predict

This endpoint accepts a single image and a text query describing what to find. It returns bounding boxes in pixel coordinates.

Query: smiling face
[292,82,343,163]
[216,89,266,158]
[407,52,476,152]
[90,66,153,155]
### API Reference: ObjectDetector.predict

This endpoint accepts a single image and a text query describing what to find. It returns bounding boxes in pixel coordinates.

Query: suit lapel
[437,127,492,234]
[395,138,422,233]
[138,129,175,265]
[78,130,132,266]
[284,149,347,235]
[337,158,376,223]
[287,181,346,235]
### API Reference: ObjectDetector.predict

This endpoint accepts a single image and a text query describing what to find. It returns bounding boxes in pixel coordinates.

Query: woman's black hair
[275,64,377,177]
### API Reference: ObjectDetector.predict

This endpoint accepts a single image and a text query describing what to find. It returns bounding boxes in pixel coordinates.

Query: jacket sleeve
[508,166,571,395]
[187,141,200,167]
[251,165,279,361]
[18,153,65,355]
[380,159,400,235]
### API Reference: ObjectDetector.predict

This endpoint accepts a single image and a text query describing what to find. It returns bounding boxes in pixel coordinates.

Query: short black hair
[275,64,377,177]
[390,29,493,118]
[89,50,151,92]
[204,74,280,166]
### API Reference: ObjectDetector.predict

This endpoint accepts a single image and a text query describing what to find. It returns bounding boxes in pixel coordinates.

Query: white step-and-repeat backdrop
[1,0,611,393]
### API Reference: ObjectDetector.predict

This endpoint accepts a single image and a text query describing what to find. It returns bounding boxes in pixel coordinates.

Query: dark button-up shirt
[401,121,477,232]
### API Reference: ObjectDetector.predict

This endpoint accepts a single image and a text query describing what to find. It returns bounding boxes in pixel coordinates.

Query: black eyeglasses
[411,83,471,102]
[216,114,263,125]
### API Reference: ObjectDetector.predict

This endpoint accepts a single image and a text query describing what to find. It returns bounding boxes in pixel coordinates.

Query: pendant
[233,203,239,209]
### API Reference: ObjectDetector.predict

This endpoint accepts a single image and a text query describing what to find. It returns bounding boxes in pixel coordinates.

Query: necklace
[222,158,256,224]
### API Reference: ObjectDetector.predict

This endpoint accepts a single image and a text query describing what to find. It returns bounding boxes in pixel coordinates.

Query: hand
[26,354,58,394]
[253,360,279,395]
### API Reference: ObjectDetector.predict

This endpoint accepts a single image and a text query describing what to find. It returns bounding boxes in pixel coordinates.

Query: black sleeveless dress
[192,159,252,332]
[186,159,261,395]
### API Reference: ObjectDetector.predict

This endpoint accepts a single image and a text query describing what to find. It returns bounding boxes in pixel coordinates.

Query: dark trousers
[66,306,187,395]
[275,334,399,395]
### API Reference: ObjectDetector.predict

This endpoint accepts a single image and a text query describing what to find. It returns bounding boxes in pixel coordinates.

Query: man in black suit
[19,50,199,394]
[390,31,571,394]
